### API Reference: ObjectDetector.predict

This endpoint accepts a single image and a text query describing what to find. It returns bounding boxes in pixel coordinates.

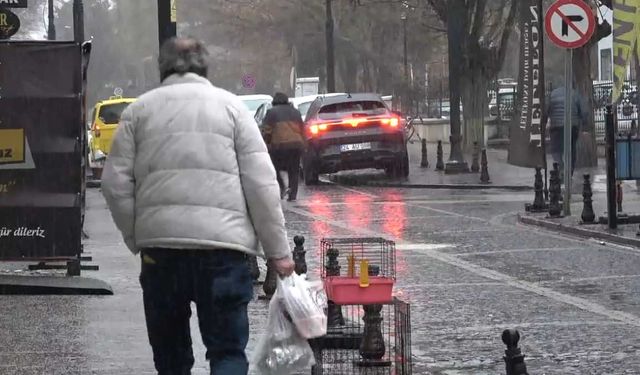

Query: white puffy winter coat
[101,73,290,260]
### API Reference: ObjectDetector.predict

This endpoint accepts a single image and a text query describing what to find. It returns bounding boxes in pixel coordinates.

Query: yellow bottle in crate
[359,259,369,288]
[347,255,356,278]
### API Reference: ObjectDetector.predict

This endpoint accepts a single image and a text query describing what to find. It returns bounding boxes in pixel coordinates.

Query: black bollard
[260,261,277,300]
[581,174,595,224]
[617,182,623,213]
[248,256,260,283]
[526,166,547,212]
[548,164,562,218]
[326,247,345,327]
[479,149,490,184]
[292,235,307,275]
[502,329,529,375]
[471,141,480,173]
[436,140,444,171]
[359,265,386,362]
[420,138,429,168]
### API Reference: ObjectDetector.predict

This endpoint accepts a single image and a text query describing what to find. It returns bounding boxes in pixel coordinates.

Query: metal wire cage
[309,298,412,375]
[320,238,396,280]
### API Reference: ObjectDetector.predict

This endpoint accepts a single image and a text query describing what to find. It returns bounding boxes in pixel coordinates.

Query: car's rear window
[318,100,386,119]
[98,103,131,124]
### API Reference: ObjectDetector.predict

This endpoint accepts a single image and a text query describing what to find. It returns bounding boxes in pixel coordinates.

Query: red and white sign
[545,0,595,49]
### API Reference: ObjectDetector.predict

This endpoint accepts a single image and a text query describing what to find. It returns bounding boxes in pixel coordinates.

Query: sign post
[563,49,573,215]
[157,0,176,49]
[545,0,595,216]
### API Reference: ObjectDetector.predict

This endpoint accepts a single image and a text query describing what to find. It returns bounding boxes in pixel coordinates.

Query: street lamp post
[325,0,336,93]
[401,12,409,114]
[401,13,408,83]
[73,0,84,43]
[444,0,469,173]
[47,0,56,40]
[158,0,177,49]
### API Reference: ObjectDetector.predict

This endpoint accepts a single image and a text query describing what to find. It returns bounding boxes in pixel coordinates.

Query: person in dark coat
[544,84,586,177]
[262,92,306,201]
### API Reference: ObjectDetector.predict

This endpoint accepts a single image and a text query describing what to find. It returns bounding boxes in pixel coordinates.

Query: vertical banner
[612,0,640,103]
[508,0,545,168]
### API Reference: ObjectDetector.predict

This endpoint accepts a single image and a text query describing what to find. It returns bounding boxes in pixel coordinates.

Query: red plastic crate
[324,276,394,305]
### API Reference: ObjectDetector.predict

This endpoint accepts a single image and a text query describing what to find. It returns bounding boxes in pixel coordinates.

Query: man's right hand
[271,256,295,277]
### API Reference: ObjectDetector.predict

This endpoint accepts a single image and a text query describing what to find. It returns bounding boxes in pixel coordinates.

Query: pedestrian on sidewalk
[544,82,586,178]
[101,37,294,375]
[262,92,306,202]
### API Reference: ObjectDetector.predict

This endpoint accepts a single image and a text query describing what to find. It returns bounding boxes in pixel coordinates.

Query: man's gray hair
[159,37,209,82]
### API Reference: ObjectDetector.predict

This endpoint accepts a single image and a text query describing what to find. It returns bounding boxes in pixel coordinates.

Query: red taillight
[308,116,400,136]
[308,122,329,136]
[381,117,400,127]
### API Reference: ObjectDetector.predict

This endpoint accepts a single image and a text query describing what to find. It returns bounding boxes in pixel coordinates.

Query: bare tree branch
[494,0,517,74]
[426,0,447,23]
[470,0,487,39]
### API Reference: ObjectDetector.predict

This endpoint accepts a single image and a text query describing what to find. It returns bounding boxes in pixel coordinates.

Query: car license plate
[340,142,371,152]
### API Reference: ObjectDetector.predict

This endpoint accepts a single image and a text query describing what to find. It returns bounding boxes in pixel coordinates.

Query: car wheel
[386,153,410,179]
[303,160,319,185]
[401,152,410,178]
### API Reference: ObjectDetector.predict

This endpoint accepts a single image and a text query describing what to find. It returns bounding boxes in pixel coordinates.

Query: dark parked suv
[302,93,409,184]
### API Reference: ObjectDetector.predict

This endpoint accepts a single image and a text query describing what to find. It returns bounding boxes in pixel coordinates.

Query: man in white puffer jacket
[101,37,294,375]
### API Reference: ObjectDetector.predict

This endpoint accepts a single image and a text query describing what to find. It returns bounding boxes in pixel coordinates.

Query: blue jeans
[139,248,253,375]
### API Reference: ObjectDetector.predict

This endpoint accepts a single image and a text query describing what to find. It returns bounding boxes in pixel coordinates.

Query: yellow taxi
[88,96,136,178]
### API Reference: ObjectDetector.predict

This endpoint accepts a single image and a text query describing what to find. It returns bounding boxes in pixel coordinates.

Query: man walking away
[262,92,306,201]
[545,83,586,178]
[101,37,294,375]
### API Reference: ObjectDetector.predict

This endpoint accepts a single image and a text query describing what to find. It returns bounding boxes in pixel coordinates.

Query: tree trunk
[445,0,467,167]
[340,48,358,93]
[573,46,598,168]
[462,68,489,151]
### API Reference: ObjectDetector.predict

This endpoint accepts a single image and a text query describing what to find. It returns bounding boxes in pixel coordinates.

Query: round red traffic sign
[545,0,595,49]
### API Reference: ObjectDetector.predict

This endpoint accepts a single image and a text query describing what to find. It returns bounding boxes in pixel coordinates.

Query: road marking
[398,282,503,288]
[331,184,379,198]
[285,205,640,327]
[543,274,640,284]
[396,243,455,251]
[451,247,585,257]
[446,320,623,333]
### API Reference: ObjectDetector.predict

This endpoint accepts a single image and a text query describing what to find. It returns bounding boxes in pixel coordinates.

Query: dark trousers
[549,127,579,176]
[270,148,302,200]
[139,248,253,375]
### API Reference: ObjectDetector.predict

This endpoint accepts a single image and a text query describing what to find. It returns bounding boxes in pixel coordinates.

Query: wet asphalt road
[3,182,640,374]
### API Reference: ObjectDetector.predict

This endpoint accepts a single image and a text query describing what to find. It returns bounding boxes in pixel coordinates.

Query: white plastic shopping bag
[251,292,316,375]
[278,273,328,339]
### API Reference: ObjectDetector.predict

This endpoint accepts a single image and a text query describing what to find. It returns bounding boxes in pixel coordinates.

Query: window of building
[601,48,612,81]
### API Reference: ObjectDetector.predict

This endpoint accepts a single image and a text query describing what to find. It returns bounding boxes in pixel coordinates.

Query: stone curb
[331,175,533,191]
[362,181,533,191]
[518,214,640,248]
[0,275,114,295]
